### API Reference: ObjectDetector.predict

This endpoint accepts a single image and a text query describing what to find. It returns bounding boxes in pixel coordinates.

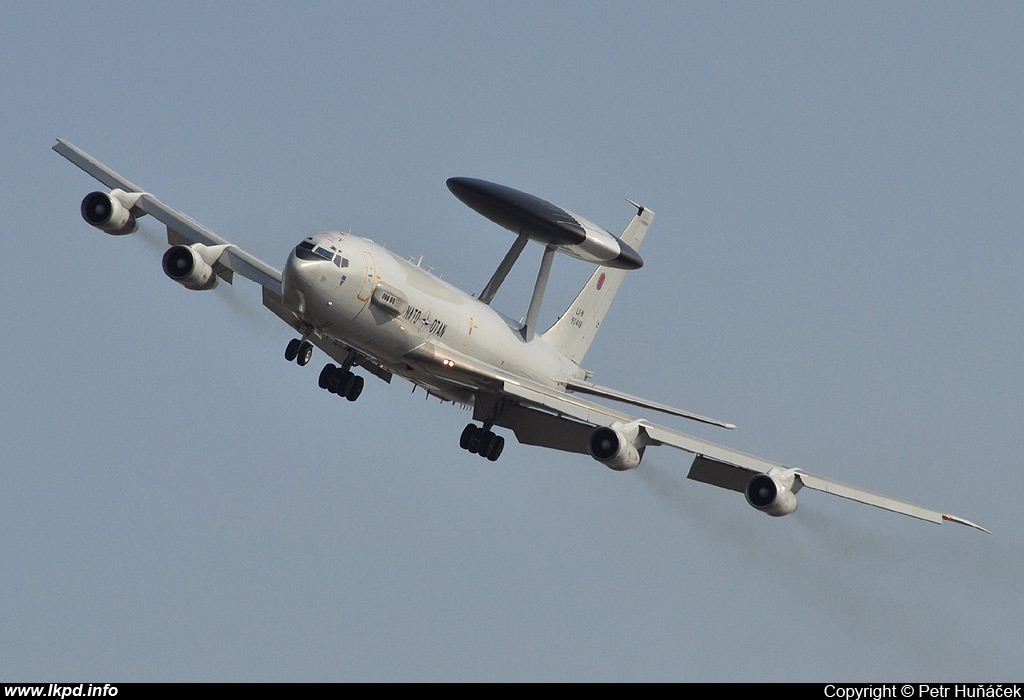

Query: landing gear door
[357,250,376,302]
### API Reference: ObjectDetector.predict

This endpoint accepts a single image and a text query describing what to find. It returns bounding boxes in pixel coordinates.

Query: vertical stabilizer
[540,204,654,364]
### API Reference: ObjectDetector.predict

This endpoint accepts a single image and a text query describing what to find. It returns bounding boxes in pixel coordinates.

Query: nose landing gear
[285,337,314,366]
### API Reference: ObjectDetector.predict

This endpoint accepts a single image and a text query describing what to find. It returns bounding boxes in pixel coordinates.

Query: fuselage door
[357,250,376,302]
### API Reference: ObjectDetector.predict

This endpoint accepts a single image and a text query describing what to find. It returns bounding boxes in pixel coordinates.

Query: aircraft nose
[283,247,315,288]
[280,247,321,317]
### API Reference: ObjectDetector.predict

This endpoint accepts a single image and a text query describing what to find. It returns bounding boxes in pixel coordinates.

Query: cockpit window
[295,240,318,260]
[295,240,337,263]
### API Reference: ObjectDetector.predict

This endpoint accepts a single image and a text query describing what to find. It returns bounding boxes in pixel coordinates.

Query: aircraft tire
[460,423,478,450]
[285,338,301,362]
[336,370,354,397]
[478,431,496,458]
[297,341,313,366]
[486,435,504,462]
[346,375,364,402]
[318,364,336,389]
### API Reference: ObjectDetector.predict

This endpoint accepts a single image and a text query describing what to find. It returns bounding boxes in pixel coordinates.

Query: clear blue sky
[3,1,1022,681]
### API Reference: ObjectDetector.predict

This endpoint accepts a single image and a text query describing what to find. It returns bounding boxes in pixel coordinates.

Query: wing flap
[474,395,592,454]
[687,455,756,494]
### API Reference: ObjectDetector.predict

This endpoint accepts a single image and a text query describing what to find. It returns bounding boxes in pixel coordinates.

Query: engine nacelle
[588,422,644,471]
[162,244,225,291]
[80,189,143,235]
[745,470,799,517]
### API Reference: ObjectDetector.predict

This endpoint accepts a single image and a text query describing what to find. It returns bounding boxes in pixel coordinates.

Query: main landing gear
[318,363,364,402]
[284,333,366,402]
[285,337,314,366]
[460,423,504,462]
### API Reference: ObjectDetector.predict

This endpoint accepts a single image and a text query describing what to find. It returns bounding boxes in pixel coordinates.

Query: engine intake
[162,244,224,291]
[588,423,643,471]
[81,191,135,235]
[80,189,144,235]
[745,471,798,517]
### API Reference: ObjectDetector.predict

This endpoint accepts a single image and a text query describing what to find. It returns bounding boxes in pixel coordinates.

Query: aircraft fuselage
[281,231,580,401]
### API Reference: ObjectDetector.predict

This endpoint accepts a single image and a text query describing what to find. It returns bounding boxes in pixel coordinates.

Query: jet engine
[80,189,144,235]
[744,469,799,517]
[588,422,644,471]
[161,243,228,291]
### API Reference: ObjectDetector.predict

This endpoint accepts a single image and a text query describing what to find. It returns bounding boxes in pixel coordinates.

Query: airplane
[53,138,989,533]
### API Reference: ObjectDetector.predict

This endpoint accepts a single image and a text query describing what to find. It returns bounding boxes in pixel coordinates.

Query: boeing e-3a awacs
[54,139,988,533]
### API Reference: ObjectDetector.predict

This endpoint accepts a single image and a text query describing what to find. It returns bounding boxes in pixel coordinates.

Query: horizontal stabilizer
[566,381,735,429]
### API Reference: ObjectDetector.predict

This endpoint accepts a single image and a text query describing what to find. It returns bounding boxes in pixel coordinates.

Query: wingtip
[943,513,991,534]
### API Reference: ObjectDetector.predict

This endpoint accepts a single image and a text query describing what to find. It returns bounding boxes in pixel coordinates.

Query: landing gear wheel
[460,423,479,450]
[297,341,313,366]
[485,435,504,462]
[466,428,483,454]
[336,370,354,397]
[326,368,342,393]
[345,375,364,402]
[318,364,337,389]
[478,431,496,458]
[459,423,503,460]
[285,338,301,362]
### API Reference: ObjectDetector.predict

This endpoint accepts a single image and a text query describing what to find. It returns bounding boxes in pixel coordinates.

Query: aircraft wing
[509,380,983,532]
[647,424,988,532]
[53,139,282,293]
[57,139,394,390]
[403,347,987,532]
